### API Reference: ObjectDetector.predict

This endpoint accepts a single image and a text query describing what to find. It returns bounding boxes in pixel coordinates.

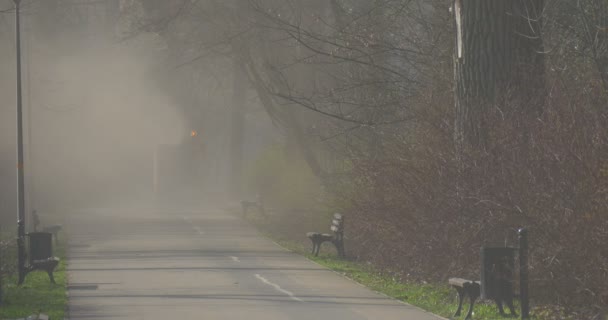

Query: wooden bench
[306,213,344,257]
[42,225,62,244]
[449,278,481,320]
[32,210,62,244]
[19,232,60,285]
[449,247,517,319]
[240,199,265,217]
[29,257,60,284]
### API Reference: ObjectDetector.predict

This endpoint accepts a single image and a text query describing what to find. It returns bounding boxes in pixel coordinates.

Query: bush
[337,77,608,318]
[246,144,323,213]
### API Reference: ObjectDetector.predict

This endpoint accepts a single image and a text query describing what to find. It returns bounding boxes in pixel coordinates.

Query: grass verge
[238,207,580,319]
[0,239,68,320]
[243,207,534,320]
[271,237,520,320]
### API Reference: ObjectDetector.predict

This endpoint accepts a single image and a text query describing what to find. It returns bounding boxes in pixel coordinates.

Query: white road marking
[183,217,204,235]
[254,274,303,302]
[230,256,240,262]
[193,226,204,235]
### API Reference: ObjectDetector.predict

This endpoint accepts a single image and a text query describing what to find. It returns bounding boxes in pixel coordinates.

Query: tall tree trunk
[454,0,545,148]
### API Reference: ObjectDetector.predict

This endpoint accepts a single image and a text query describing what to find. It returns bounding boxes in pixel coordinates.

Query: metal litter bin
[28,232,53,261]
[481,247,516,300]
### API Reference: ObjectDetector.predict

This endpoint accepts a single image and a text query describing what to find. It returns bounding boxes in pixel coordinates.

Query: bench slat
[307,214,345,258]
[449,278,476,287]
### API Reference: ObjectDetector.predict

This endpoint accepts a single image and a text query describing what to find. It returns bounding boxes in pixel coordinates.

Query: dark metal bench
[240,199,265,217]
[449,278,481,320]
[448,247,517,319]
[18,232,60,285]
[42,225,62,244]
[448,229,530,319]
[306,213,345,257]
[32,210,62,244]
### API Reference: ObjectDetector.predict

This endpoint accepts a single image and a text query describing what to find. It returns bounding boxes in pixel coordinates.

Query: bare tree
[453,0,545,148]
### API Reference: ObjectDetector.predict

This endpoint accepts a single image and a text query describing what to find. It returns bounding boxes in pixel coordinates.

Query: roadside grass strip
[268,237,544,320]
[0,241,67,320]
[241,206,578,319]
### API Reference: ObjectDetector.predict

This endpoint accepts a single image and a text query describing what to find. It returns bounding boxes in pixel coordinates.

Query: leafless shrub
[0,233,17,290]
[336,69,607,316]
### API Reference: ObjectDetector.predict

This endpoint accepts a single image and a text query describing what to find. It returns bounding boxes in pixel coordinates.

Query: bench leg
[505,297,517,317]
[333,240,339,257]
[309,239,319,255]
[18,270,27,285]
[332,239,345,258]
[465,292,477,320]
[338,241,345,257]
[454,287,465,317]
[314,241,321,256]
[495,299,505,315]
[47,269,56,284]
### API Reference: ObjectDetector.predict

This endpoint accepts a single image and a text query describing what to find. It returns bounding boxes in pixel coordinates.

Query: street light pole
[13,0,27,285]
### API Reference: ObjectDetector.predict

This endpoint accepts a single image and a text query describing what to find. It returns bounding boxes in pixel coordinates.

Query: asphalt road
[66,207,443,320]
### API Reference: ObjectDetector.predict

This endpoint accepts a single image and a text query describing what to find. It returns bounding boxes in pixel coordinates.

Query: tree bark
[454,0,545,148]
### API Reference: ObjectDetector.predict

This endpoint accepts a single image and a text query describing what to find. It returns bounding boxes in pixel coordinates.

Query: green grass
[0,241,68,320]
[268,237,532,320]
[243,208,576,319]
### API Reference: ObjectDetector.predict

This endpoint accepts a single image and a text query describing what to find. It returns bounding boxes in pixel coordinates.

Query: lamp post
[13,0,27,285]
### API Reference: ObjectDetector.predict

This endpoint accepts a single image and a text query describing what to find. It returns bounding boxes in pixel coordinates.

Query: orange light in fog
[191,130,198,137]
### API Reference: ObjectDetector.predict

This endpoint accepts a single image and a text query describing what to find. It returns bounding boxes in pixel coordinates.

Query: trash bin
[481,247,516,300]
[28,232,53,261]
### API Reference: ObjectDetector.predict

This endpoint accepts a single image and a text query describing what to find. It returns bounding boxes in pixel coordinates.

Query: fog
[0,1,276,224]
